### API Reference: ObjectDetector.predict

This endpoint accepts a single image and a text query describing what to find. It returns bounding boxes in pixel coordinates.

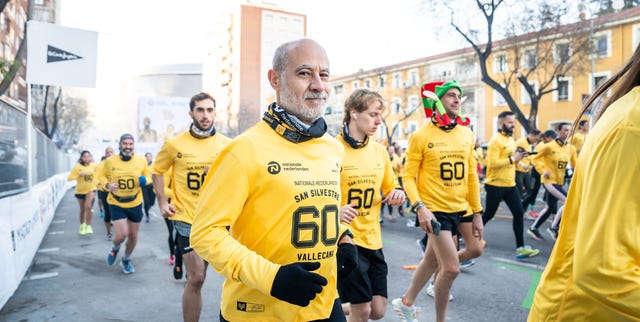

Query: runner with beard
[152,92,230,322]
[191,38,357,322]
[482,111,539,260]
[97,134,151,274]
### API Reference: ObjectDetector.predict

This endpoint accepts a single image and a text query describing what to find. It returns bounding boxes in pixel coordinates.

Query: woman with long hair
[529,44,640,321]
[67,150,97,235]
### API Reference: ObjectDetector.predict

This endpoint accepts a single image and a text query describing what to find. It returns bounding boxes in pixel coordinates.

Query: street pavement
[1,188,557,322]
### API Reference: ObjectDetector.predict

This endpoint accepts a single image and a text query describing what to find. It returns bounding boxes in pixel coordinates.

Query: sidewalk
[0,189,224,321]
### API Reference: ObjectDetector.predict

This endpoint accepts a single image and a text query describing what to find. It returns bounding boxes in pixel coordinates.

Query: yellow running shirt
[337,135,397,250]
[152,131,230,225]
[68,162,97,194]
[529,87,640,321]
[191,121,346,321]
[402,121,482,214]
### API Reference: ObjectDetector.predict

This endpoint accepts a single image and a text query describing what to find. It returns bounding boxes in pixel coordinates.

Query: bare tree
[55,94,90,148]
[425,0,594,132]
[381,97,420,145]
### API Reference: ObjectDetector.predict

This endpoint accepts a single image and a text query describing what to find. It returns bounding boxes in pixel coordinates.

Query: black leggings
[522,168,541,209]
[482,184,525,248]
[164,218,182,266]
[98,191,111,222]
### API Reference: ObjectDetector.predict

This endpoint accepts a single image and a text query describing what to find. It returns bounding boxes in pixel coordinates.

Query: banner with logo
[26,21,98,88]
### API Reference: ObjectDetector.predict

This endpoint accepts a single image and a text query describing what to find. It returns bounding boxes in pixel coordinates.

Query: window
[591,71,610,93]
[594,75,607,88]
[364,79,371,88]
[392,97,402,114]
[633,23,640,53]
[494,53,508,73]
[555,42,571,64]
[378,75,386,89]
[393,73,401,89]
[553,76,573,102]
[493,85,507,106]
[523,48,537,69]
[407,121,418,135]
[352,81,359,89]
[408,95,419,110]
[408,69,419,87]
[334,84,344,95]
[393,124,402,138]
[377,123,387,140]
[520,81,537,105]
[594,31,611,58]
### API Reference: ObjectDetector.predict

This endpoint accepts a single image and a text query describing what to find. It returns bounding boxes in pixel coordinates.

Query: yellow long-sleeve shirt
[568,131,586,153]
[402,121,482,214]
[152,131,231,225]
[95,154,150,208]
[485,131,517,187]
[515,137,535,173]
[191,121,346,322]
[67,162,97,194]
[531,139,577,185]
[337,135,397,250]
[529,87,640,321]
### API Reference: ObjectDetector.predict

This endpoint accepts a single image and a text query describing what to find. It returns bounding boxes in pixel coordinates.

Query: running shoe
[121,259,135,274]
[415,239,426,255]
[426,281,454,301]
[79,223,86,235]
[99,209,105,218]
[527,228,545,241]
[106,248,119,266]
[547,227,559,241]
[105,233,112,241]
[516,245,540,260]
[460,259,475,269]
[85,225,93,235]
[173,264,183,280]
[391,298,418,322]
[145,216,150,223]
[168,255,175,266]
[529,210,540,218]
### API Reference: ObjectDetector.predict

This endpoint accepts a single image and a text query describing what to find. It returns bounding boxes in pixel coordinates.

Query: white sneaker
[391,298,419,322]
[426,281,454,301]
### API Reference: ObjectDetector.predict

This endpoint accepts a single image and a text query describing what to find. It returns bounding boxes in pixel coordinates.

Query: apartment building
[205,2,306,136]
[331,6,640,143]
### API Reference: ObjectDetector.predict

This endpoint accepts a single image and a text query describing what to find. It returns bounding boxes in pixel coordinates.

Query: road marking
[52,219,66,224]
[47,231,65,235]
[23,272,59,281]
[37,247,60,253]
[382,238,396,245]
[492,257,543,309]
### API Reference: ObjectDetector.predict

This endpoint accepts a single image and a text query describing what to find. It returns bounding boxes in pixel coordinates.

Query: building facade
[205,2,306,136]
[330,6,640,144]
[0,0,29,109]
[330,48,484,145]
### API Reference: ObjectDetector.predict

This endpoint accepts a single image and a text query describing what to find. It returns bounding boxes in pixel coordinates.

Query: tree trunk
[0,32,26,96]
[51,87,62,138]
[43,85,50,136]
